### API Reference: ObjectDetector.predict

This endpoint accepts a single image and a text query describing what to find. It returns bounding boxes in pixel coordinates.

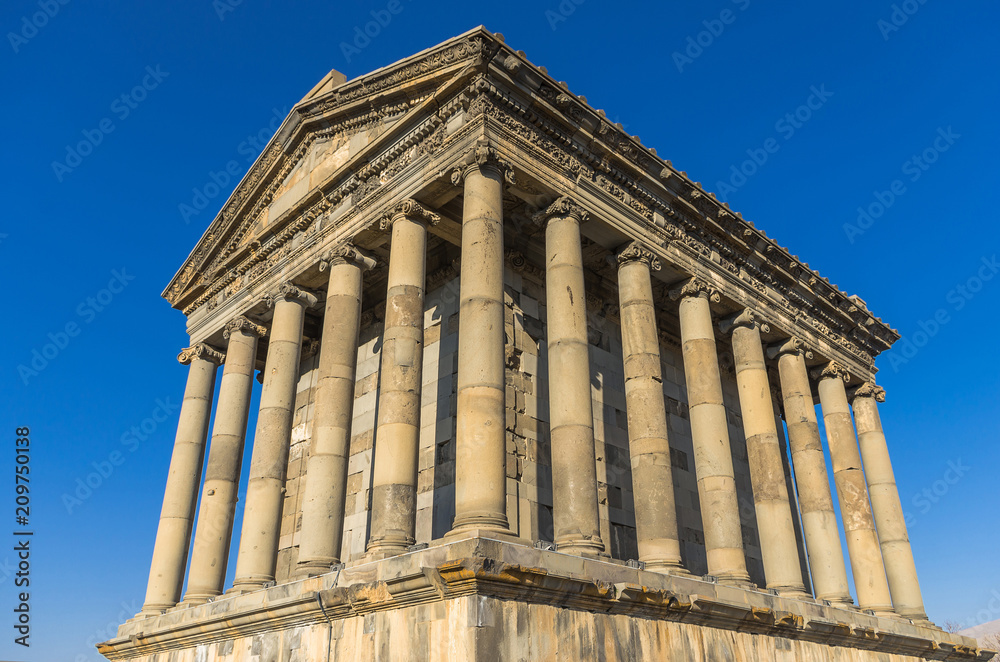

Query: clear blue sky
[2,0,997,658]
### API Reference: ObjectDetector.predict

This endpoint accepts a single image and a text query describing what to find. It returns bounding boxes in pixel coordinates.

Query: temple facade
[100,27,990,662]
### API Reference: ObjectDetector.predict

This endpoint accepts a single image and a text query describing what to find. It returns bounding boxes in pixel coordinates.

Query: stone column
[670,278,750,584]
[367,200,439,558]
[816,362,895,616]
[183,316,266,604]
[771,384,813,596]
[141,343,224,615]
[450,141,512,535]
[296,245,375,576]
[722,311,807,596]
[232,283,319,592]
[533,197,603,556]
[770,339,853,605]
[615,243,685,572]
[851,383,927,621]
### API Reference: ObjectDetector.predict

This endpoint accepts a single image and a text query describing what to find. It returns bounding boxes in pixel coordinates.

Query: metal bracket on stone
[407,542,429,552]
[533,540,556,551]
[625,559,645,570]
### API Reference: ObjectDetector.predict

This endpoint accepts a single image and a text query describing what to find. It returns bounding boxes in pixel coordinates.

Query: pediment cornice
[164,26,898,372]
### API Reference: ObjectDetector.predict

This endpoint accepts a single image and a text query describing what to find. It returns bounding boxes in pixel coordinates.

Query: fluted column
[722,311,806,596]
[183,316,266,604]
[232,283,319,591]
[851,383,927,621]
[296,245,375,576]
[816,362,894,616]
[534,197,603,556]
[616,243,685,572]
[670,278,750,584]
[450,141,512,535]
[368,201,439,558]
[770,339,853,605]
[141,343,224,615]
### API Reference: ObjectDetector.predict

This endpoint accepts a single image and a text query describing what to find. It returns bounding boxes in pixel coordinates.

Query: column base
[712,571,755,589]
[447,512,511,537]
[138,604,171,618]
[770,585,813,600]
[642,559,693,577]
[555,537,607,557]
[294,558,341,579]
[176,592,219,608]
[819,594,856,609]
[228,575,274,594]
[861,605,897,619]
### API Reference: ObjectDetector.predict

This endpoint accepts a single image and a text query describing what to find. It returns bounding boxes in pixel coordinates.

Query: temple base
[99,536,990,662]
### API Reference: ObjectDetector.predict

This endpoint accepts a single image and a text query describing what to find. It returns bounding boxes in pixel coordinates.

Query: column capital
[668,277,721,303]
[850,382,886,403]
[766,336,814,361]
[531,195,590,226]
[378,199,441,231]
[223,315,267,340]
[450,137,515,186]
[321,243,377,271]
[267,282,322,308]
[719,309,769,335]
[615,241,661,271]
[177,343,225,366]
[811,361,850,383]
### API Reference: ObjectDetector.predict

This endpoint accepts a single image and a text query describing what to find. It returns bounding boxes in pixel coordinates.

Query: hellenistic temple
[99,27,990,661]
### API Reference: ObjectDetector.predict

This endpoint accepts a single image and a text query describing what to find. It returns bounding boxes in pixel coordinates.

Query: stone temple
[99,27,991,661]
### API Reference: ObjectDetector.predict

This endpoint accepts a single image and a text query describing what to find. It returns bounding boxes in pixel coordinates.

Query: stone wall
[272,262,771,584]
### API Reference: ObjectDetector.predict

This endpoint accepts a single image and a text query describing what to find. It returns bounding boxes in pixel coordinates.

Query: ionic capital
[668,277,721,303]
[615,242,661,271]
[849,382,886,403]
[320,243,377,271]
[270,282,322,308]
[766,337,815,361]
[811,361,851,383]
[531,195,590,227]
[450,137,515,186]
[719,309,770,335]
[378,199,441,231]
[224,315,267,340]
[177,343,225,366]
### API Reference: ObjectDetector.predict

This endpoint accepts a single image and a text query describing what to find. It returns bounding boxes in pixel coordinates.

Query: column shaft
[451,164,510,534]
[853,386,927,620]
[674,282,750,584]
[183,318,263,604]
[368,207,434,557]
[232,286,314,590]
[728,318,806,596]
[817,366,894,616]
[296,251,367,575]
[775,347,853,605]
[616,247,685,572]
[542,201,603,555]
[141,345,221,614]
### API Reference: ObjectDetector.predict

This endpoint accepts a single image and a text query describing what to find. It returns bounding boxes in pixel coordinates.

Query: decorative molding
[321,243,377,271]
[850,382,886,403]
[668,278,721,304]
[379,199,442,231]
[272,282,322,308]
[177,343,225,366]
[616,242,661,271]
[224,316,267,340]
[505,250,544,280]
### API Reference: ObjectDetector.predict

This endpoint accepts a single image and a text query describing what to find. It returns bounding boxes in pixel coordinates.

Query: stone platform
[100,534,991,661]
